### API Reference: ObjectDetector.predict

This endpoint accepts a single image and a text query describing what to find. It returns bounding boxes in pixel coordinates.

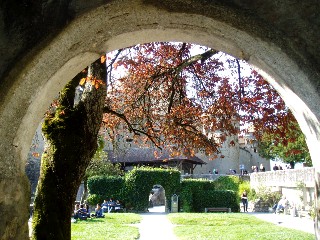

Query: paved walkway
[248,212,315,234]
[137,206,177,240]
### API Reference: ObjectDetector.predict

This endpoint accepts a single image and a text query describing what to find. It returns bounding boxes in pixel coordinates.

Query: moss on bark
[32,59,106,240]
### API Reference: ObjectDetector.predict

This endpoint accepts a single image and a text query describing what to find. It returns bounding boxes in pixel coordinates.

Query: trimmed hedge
[86,170,240,212]
[124,167,181,211]
[180,179,239,212]
[194,190,239,212]
[180,179,215,212]
[87,175,125,205]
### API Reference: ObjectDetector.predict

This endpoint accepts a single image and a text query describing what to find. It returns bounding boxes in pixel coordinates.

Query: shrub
[180,179,239,212]
[180,179,215,212]
[250,186,281,207]
[86,194,103,206]
[214,175,240,192]
[87,175,125,202]
[124,167,181,211]
[195,190,239,212]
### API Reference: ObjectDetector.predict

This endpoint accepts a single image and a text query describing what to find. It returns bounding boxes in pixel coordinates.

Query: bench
[205,207,231,213]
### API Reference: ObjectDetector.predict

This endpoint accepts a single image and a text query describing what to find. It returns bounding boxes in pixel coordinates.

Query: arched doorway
[0,1,320,238]
[149,184,166,213]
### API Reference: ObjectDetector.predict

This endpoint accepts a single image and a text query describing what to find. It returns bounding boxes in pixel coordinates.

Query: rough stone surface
[0,0,320,238]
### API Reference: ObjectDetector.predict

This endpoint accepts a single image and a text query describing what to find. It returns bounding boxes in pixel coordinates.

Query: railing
[181,173,224,181]
[250,167,315,189]
[181,168,315,189]
[181,173,250,181]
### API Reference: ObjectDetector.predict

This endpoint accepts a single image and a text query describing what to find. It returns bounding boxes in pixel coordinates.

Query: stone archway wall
[0,1,320,239]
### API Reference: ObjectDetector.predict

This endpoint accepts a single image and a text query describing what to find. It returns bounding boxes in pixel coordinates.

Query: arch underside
[9,1,319,170]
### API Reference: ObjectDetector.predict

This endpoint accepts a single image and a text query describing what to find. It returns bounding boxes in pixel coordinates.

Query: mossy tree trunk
[31,59,106,240]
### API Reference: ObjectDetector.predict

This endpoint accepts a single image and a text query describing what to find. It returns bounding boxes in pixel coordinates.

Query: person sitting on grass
[75,204,88,220]
[72,204,80,219]
[107,198,116,213]
[78,204,88,220]
[92,204,105,218]
[84,203,91,218]
[114,200,123,213]
[101,199,110,213]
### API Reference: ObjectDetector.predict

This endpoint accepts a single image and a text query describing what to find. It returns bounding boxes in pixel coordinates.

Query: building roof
[107,147,206,165]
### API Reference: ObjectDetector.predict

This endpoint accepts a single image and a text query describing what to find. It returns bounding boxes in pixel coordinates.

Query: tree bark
[315,171,320,239]
[31,59,106,240]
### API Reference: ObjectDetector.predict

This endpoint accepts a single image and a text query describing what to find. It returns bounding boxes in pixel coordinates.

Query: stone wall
[250,168,315,210]
[194,137,270,174]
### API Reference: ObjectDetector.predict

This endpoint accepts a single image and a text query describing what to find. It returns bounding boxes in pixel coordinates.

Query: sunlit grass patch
[168,213,314,240]
[71,213,141,240]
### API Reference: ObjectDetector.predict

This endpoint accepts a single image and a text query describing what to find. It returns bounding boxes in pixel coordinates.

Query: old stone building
[194,130,270,175]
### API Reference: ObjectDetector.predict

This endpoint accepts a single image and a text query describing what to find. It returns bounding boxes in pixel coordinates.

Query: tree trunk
[31,59,106,240]
[315,171,320,239]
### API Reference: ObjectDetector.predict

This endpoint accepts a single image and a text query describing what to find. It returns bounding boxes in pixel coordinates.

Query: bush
[87,175,125,202]
[180,179,215,212]
[124,167,181,211]
[195,190,239,212]
[180,179,239,212]
[86,194,103,206]
[250,186,281,207]
[214,175,240,192]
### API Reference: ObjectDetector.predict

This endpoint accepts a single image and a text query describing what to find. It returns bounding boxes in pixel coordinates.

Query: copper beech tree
[32,42,306,239]
[102,42,299,160]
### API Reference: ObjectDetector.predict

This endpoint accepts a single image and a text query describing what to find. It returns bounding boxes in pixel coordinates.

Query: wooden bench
[205,207,231,213]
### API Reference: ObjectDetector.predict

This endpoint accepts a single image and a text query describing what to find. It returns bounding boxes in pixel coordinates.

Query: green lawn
[71,212,314,240]
[168,213,314,240]
[71,213,142,240]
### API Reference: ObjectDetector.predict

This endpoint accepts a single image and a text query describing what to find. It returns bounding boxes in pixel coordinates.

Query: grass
[71,213,142,240]
[168,213,314,240]
[71,212,314,240]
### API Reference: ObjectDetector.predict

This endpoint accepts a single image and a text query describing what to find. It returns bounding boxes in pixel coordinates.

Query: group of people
[72,202,105,220]
[273,164,293,171]
[101,198,123,213]
[251,163,266,173]
[72,198,123,221]
[73,203,90,220]
[240,191,290,214]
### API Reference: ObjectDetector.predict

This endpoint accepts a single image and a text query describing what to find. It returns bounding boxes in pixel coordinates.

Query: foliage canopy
[101,42,305,161]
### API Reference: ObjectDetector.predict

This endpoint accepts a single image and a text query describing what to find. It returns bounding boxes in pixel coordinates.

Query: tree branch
[103,106,163,149]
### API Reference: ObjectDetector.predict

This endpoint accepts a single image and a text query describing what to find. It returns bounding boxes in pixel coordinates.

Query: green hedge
[180,179,239,212]
[87,175,125,205]
[124,167,181,211]
[86,170,240,212]
[180,179,215,212]
[194,190,239,212]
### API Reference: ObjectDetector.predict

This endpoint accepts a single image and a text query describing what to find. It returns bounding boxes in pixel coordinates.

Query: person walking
[241,190,248,212]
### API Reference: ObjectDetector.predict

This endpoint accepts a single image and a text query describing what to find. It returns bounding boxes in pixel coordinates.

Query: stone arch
[0,1,320,238]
